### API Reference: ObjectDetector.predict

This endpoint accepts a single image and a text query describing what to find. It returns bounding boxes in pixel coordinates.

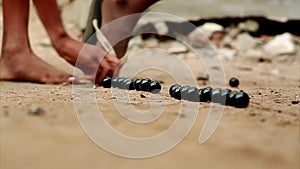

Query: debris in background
[154,22,169,35]
[231,33,258,51]
[263,33,296,56]
[187,22,224,48]
[168,45,188,54]
[243,49,264,60]
[201,22,224,37]
[144,37,159,48]
[218,48,236,60]
[196,72,209,81]
[270,69,280,75]
[238,20,259,32]
[28,105,45,116]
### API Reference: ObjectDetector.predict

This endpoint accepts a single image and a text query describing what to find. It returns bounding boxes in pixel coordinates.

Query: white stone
[28,106,45,116]
[154,22,169,35]
[238,20,259,32]
[187,22,224,45]
[128,35,144,49]
[186,29,209,48]
[263,33,296,56]
[218,48,236,60]
[232,33,257,51]
[243,49,264,59]
[168,45,189,54]
[39,38,52,47]
[271,69,280,75]
[200,22,224,37]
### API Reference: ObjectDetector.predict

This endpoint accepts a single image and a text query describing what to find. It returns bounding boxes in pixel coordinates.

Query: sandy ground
[1,5,300,169]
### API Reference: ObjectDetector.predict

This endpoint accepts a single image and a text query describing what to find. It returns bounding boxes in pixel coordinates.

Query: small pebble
[140,94,146,98]
[197,72,209,81]
[28,106,45,116]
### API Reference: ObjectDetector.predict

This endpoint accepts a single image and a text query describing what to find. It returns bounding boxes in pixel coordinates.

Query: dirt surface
[1,5,300,169]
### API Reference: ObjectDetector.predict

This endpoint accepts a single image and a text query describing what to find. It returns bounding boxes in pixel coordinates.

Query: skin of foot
[0,47,72,84]
[0,0,78,84]
[0,0,156,84]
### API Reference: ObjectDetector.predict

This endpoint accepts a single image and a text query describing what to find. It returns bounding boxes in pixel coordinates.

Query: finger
[106,55,121,65]
[57,76,91,85]
[96,63,111,84]
[84,74,96,82]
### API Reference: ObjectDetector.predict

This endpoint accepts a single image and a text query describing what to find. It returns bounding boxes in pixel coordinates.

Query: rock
[201,22,224,37]
[293,36,300,45]
[176,54,185,59]
[218,48,236,60]
[237,66,252,71]
[196,72,209,81]
[271,69,280,75]
[226,27,241,38]
[39,38,52,47]
[140,94,147,98]
[186,52,197,59]
[257,57,272,63]
[186,28,210,48]
[210,31,225,47]
[128,35,144,49]
[263,33,296,56]
[238,20,259,32]
[144,38,159,48]
[28,106,45,116]
[232,33,258,51]
[186,22,223,48]
[242,49,264,60]
[168,45,189,54]
[154,22,169,35]
[222,35,234,48]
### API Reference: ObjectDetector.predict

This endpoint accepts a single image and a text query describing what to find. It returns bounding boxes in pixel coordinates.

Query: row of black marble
[102,77,161,94]
[169,84,249,108]
[101,77,249,108]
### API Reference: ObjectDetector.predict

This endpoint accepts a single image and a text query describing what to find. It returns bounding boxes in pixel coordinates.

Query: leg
[32,0,121,83]
[0,0,71,84]
[101,0,159,58]
[82,0,103,43]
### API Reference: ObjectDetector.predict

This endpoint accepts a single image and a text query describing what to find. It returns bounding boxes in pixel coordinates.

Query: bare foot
[0,48,72,84]
[52,35,121,83]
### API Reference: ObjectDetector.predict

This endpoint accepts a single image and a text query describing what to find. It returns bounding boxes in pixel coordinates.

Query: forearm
[32,0,68,41]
